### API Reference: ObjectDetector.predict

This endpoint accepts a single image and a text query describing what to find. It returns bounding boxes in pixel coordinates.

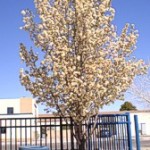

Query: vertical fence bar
[15,119,17,150]
[60,117,63,150]
[30,118,32,145]
[25,118,27,145]
[35,118,37,146]
[5,119,7,150]
[10,119,12,150]
[87,118,91,150]
[134,115,141,150]
[126,113,133,150]
[0,119,2,150]
[70,117,74,150]
[55,118,57,149]
[20,119,22,146]
[116,115,119,150]
[40,118,42,146]
[98,116,101,150]
[92,117,94,150]
[45,118,47,146]
[66,118,69,150]
[49,118,52,149]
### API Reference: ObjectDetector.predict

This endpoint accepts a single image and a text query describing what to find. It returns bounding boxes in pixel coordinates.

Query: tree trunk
[78,138,86,150]
[75,123,86,150]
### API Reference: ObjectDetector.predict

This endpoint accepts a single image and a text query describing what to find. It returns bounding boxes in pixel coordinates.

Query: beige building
[0,97,38,118]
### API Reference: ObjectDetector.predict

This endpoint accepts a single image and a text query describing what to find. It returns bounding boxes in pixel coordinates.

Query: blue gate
[87,113,132,150]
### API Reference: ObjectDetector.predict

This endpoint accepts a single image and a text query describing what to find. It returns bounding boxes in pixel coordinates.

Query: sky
[0,0,150,114]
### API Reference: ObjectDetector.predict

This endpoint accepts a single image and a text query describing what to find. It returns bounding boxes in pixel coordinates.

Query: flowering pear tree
[20,0,147,149]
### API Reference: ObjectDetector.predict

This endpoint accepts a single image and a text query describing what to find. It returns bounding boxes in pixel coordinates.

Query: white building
[129,110,150,137]
[0,97,38,141]
[0,97,38,118]
[100,110,150,137]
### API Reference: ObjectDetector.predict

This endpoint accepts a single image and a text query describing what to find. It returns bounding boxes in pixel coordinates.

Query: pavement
[1,136,150,150]
[133,136,150,150]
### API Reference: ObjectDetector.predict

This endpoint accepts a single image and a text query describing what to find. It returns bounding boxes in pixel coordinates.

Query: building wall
[0,97,38,118]
[130,112,150,136]
[0,98,20,114]
[100,110,150,137]
[0,97,38,141]
[20,98,33,113]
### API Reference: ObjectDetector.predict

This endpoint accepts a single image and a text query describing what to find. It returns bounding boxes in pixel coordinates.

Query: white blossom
[20,0,147,147]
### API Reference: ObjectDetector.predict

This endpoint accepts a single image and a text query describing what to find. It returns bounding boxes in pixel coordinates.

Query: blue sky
[0,0,149,113]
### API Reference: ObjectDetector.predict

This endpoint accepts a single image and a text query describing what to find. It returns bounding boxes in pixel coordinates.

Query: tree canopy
[20,0,146,121]
[120,101,137,111]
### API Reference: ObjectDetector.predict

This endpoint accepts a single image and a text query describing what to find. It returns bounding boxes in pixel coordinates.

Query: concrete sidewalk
[132,136,150,150]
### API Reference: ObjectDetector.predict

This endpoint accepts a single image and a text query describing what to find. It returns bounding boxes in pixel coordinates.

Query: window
[0,127,6,134]
[7,107,14,114]
[140,123,146,135]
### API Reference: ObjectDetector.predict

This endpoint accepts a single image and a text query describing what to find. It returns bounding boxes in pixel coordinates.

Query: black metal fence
[0,113,132,150]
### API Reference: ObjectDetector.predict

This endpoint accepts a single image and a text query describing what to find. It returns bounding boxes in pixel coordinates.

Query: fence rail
[0,113,132,150]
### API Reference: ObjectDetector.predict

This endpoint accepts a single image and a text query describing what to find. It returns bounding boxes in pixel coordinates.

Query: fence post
[87,118,92,150]
[126,112,133,150]
[60,117,63,150]
[0,119,1,150]
[70,117,74,150]
[134,115,141,150]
